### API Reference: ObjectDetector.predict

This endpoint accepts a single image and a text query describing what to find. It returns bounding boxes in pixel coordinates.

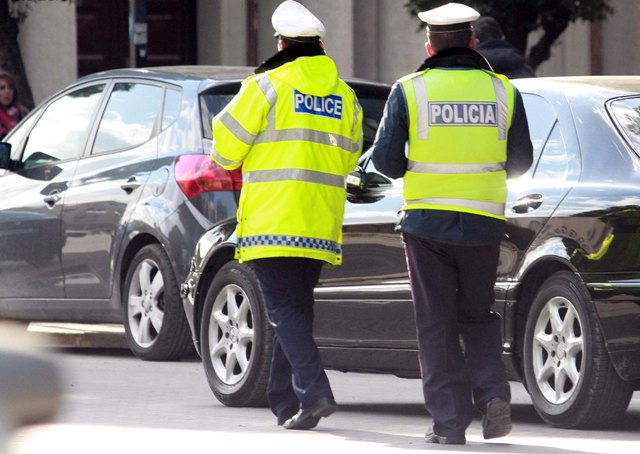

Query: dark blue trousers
[252,257,334,421]
[403,233,510,438]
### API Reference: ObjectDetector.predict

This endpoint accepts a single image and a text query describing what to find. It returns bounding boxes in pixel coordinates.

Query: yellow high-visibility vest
[400,68,515,220]
[211,55,363,265]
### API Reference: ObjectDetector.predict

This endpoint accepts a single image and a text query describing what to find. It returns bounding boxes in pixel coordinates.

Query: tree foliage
[0,0,72,109]
[404,0,614,70]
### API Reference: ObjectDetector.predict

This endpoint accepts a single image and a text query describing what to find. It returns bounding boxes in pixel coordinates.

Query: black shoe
[424,429,466,445]
[277,407,299,426]
[482,398,512,439]
[283,397,337,430]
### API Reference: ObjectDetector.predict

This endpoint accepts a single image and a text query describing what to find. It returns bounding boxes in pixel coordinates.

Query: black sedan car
[181,76,640,429]
[0,66,388,362]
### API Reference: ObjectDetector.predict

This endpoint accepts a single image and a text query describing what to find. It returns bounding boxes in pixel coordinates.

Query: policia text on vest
[429,102,497,126]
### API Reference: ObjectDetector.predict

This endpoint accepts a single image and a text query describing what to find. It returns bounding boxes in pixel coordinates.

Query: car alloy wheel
[530,295,583,405]
[127,257,164,349]
[523,271,633,428]
[207,282,254,385]
[122,244,193,361]
[201,261,271,407]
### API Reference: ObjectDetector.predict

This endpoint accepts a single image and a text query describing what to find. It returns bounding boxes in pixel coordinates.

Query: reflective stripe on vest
[211,148,241,167]
[238,234,341,255]
[217,110,256,145]
[410,73,509,141]
[407,160,505,174]
[255,75,278,129]
[404,197,505,217]
[254,129,360,152]
[243,168,345,188]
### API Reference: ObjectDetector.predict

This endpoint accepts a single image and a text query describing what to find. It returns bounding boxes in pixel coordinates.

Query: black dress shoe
[283,397,337,430]
[424,429,466,445]
[277,407,299,426]
[482,397,512,439]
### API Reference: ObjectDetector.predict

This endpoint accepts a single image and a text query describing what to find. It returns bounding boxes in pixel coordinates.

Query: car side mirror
[0,142,11,170]
[346,165,365,196]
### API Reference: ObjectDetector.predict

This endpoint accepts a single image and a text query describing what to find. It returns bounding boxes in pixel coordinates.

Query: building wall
[600,0,640,74]
[16,0,640,107]
[18,1,77,105]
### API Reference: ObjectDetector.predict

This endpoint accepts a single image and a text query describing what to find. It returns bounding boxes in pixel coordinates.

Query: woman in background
[0,71,28,140]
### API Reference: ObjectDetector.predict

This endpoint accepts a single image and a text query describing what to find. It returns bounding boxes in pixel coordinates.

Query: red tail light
[174,154,242,199]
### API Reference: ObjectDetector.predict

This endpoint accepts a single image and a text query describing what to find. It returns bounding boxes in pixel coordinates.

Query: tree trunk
[527,21,570,71]
[0,2,35,109]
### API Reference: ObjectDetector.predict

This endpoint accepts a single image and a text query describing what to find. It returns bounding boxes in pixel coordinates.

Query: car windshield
[200,87,388,150]
[609,97,640,155]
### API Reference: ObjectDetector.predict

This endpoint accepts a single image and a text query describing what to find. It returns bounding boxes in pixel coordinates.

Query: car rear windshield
[609,97,640,154]
[200,85,388,150]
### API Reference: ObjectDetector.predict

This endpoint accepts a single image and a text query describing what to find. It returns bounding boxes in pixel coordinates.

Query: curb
[27,323,129,350]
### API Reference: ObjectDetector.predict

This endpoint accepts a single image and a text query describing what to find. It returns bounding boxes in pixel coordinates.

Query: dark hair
[279,35,321,47]
[427,29,472,52]
[473,16,504,42]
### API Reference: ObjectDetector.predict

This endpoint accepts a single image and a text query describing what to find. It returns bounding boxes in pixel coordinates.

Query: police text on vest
[429,102,497,126]
[294,90,343,119]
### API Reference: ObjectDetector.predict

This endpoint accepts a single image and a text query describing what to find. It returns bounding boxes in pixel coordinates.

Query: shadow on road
[329,426,608,453]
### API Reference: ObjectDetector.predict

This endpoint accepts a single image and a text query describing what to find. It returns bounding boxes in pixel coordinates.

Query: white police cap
[272,1,326,39]
[418,2,480,32]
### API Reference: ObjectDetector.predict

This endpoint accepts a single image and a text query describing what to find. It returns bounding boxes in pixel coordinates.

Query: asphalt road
[4,324,640,454]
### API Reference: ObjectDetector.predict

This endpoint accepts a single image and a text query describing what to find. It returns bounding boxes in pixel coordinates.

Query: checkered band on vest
[238,235,341,254]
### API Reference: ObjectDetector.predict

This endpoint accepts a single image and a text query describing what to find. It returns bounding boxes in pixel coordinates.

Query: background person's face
[0,79,15,107]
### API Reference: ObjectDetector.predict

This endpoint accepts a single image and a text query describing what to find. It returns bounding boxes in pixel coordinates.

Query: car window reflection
[22,84,105,167]
[92,83,163,154]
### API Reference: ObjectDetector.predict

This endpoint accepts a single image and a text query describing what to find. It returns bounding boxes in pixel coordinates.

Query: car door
[315,156,415,350]
[497,92,581,290]
[60,80,168,299]
[0,83,107,302]
[313,89,415,351]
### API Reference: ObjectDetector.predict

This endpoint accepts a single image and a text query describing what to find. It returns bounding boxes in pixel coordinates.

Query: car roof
[513,76,640,99]
[75,65,255,84]
[75,65,390,91]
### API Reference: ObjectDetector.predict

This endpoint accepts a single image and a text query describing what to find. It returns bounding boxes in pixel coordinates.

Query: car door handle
[43,191,62,207]
[511,194,544,214]
[121,177,142,193]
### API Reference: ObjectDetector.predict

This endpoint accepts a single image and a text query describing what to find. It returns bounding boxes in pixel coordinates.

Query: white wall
[18,1,77,105]
[535,21,591,77]
[601,0,640,75]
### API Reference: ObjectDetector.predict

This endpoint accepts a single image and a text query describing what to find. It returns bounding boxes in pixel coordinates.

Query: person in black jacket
[474,16,535,79]
[371,2,533,446]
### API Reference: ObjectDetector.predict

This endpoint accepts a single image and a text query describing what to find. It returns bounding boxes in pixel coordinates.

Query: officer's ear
[425,42,435,56]
[319,39,324,49]
[470,37,478,49]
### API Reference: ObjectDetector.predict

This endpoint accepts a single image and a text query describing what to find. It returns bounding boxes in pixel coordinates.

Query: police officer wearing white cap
[210,1,363,431]
[371,2,533,445]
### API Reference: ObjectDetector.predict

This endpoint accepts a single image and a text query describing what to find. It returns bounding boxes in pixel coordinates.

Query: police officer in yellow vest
[371,3,533,445]
[211,0,363,431]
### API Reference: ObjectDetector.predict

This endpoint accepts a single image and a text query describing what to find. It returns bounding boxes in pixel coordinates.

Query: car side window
[521,93,557,176]
[162,87,182,130]
[92,82,163,154]
[21,84,105,168]
[608,97,640,155]
[532,123,569,180]
[5,113,37,161]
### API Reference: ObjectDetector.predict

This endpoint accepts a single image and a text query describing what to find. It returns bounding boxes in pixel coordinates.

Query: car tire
[122,244,193,361]
[200,261,271,407]
[523,271,633,429]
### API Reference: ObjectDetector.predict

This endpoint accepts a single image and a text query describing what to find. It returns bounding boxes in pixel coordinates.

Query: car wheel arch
[512,258,575,368]
[520,270,634,428]
[117,233,161,297]
[193,245,236,348]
